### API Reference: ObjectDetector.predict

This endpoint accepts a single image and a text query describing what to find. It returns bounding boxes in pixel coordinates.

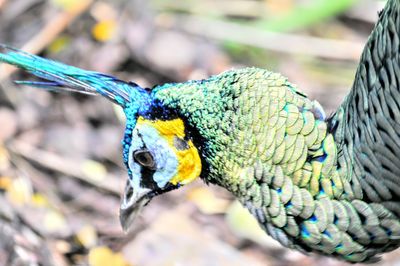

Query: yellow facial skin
[136,116,202,185]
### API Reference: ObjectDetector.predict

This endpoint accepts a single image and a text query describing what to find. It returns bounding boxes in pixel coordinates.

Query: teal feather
[0,44,145,107]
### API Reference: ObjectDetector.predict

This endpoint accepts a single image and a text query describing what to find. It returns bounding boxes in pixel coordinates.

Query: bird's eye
[133,150,155,169]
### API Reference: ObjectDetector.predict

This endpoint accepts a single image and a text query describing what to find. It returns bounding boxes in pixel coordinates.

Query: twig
[0,0,93,81]
[8,140,122,195]
[159,14,365,61]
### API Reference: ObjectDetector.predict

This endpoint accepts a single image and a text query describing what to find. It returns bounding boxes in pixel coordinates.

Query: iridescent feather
[1,0,400,263]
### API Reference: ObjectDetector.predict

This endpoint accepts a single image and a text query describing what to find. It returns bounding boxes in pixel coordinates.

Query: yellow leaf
[76,225,98,248]
[0,176,12,190]
[187,187,230,214]
[82,160,107,182]
[88,246,131,266]
[92,20,117,42]
[6,177,32,206]
[31,193,49,207]
[44,211,67,232]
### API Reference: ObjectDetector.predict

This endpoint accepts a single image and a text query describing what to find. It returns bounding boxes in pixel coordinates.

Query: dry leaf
[88,246,131,266]
[76,225,98,249]
[44,210,67,233]
[0,176,12,190]
[6,177,32,206]
[55,240,72,254]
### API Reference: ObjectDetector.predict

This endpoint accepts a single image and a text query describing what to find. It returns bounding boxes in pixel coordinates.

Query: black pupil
[133,150,155,168]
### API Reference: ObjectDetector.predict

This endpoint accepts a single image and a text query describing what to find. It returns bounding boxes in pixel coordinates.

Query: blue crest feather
[0,44,150,108]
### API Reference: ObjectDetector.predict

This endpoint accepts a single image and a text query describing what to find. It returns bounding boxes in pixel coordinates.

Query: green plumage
[1,0,400,263]
[152,0,400,261]
[154,68,399,262]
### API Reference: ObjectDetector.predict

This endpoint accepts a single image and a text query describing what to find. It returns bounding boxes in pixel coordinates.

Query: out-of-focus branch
[159,14,365,61]
[8,140,122,195]
[152,0,267,18]
[0,0,93,81]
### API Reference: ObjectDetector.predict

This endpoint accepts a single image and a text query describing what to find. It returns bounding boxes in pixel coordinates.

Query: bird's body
[1,0,400,263]
[153,67,399,262]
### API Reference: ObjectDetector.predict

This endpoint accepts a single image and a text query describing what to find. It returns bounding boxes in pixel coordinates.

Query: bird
[1,0,400,263]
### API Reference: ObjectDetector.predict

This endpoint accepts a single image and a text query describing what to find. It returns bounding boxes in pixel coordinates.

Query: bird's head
[0,44,204,232]
[119,115,202,231]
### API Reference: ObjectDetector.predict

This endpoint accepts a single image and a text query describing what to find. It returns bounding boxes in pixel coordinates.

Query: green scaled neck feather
[1,0,400,263]
[154,69,331,192]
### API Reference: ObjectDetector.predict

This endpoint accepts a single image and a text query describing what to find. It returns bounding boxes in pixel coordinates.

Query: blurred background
[0,0,396,265]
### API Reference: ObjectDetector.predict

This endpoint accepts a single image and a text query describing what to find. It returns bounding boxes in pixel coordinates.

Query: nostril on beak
[125,186,133,201]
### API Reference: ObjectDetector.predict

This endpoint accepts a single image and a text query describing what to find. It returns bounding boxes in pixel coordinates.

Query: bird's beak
[119,181,152,232]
